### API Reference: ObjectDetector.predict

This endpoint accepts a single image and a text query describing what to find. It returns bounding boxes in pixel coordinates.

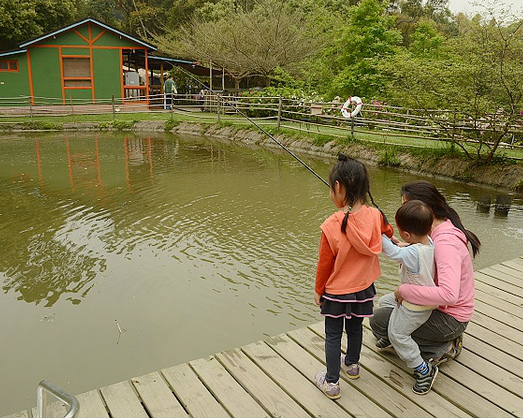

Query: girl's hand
[394,288,404,306]
[314,292,323,306]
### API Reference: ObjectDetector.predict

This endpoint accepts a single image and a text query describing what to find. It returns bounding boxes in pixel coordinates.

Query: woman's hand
[314,292,323,306]
[394,288,404,306]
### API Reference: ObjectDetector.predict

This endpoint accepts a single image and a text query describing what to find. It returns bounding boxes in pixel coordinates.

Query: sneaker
[434,334,464,366]
[340,354,360,379]
[375,337,392,349]
[314,371,341,399]
[413,360,438,395]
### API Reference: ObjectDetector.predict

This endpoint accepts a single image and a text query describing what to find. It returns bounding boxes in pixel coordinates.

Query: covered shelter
[0,18,218,107]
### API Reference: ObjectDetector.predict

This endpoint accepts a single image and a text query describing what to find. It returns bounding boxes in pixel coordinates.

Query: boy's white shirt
[381,234,437,310]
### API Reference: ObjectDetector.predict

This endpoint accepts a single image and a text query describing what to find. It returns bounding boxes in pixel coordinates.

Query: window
[0,60,19,72]
[62,57,91,87]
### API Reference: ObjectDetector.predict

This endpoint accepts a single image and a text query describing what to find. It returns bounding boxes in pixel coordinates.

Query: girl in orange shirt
[314,154,393,399]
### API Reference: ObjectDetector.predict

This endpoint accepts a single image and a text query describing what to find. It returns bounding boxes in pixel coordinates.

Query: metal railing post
[36,380,79,418]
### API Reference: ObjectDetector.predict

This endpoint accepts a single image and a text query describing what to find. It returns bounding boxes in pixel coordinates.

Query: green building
[0,18,161,106]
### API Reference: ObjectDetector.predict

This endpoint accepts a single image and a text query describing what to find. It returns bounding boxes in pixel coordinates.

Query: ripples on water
[0,132,522,415]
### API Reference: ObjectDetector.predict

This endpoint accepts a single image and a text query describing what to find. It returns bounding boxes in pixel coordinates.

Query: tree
[327,0,403,99]
[0,0,77,51]
[382,3,523,164]
[156,0,315,89]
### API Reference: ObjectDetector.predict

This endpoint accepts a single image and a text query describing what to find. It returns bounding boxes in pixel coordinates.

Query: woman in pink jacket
[370,180,481,385]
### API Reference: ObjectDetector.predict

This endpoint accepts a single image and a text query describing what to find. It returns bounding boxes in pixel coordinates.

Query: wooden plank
[477,269,523,297]
[242,340,350,418]
[437,358,523,416]
[162,363,229,418]
[294,324,430,418]
[471,311,523,344]
[266,333,392,418]
[31,399,67,418]
[99,380,148,418]
[359,326,513,418]
[474,298,523,329]
[2,410,30,418]
[474,287,523,319]
[76,390,110,418]
[189,356,269,418]
[474,275,523,307]
[466,321,523,358]
[215,348,309,418]
[131,371,188,418]
[502,259,523,273]
[464,334,523,379]
[453,344,523,396]
[488,264,523,283]
[295,324,471,418]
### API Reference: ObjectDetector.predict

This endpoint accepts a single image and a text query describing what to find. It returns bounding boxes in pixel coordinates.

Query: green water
[1,132,522,415]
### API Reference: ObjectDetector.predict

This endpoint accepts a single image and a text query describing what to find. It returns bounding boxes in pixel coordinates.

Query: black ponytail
[401,181,481,257]
[330,154,390,233]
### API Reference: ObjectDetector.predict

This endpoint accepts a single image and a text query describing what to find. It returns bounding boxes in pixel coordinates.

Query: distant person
[314,154,393,399]
[378,199,438,395]
[370,180,480,391]
[163,75,177,110]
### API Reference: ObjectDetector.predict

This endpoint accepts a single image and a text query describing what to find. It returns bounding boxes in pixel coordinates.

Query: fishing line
[162,61,330,187]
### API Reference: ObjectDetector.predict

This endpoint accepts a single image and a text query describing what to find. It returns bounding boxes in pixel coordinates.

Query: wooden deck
[6,257,523,418]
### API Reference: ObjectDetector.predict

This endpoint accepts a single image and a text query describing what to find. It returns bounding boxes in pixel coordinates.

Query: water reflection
[474,194,512,217]
[1,135,177,306]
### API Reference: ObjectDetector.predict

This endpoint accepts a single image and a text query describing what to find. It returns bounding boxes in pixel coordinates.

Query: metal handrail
[36,380,80,418]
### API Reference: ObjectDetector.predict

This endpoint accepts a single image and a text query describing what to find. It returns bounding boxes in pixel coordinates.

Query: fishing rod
[165,61,330,187]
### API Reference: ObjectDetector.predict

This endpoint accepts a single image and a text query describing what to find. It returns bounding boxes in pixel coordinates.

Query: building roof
[18,18,157,50]
[0,49,27,58]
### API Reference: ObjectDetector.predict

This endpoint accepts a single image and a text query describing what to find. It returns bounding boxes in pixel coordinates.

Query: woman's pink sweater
[399,219,475,322]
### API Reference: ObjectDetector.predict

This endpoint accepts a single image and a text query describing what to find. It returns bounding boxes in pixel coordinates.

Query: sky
[447,0,523,15]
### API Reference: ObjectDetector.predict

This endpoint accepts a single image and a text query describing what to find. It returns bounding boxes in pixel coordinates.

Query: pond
[1,132,522,415]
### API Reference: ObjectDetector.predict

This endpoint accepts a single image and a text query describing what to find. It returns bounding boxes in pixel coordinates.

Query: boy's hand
[394,288,404,306]
[314,292,323,306]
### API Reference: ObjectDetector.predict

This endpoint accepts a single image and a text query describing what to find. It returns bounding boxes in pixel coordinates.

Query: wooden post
[277,96,282,129]
[29,97,33,121]
[452,109,456,143]
[112,95,116,121]
[209,59,213,92]
[70,95,75,124]
[350,116,354,137]
[217,94,220,123]
[222,67,225,91]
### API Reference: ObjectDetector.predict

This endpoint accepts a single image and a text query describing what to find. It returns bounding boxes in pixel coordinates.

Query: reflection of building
[0,18,217,106]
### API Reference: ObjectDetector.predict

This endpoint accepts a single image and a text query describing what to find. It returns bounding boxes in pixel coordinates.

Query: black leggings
[325,315,364,383]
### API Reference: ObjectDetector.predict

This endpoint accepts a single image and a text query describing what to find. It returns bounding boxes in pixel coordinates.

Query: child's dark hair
[395,200,433,236]
[401,180,481,257]
[329,154,389,233]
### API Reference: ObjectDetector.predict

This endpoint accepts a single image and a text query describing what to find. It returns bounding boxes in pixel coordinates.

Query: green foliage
[0,0,77,50]
[111,120,136,131]
[378,148,401,167]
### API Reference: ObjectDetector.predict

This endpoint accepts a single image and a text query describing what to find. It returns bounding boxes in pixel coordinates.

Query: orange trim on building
[144,49,149,105]
[33,44,133,50]
[73,29,90,44]
[92,29,107,44]
[26,50,35,105]
[119,48,124,100]
[58,46,66,104]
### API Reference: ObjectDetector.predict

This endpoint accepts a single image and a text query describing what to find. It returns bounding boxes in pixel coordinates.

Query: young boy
[377,199,438,395]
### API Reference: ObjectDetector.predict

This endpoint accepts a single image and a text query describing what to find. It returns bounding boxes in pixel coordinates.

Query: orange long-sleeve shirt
[315,206,393,295]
